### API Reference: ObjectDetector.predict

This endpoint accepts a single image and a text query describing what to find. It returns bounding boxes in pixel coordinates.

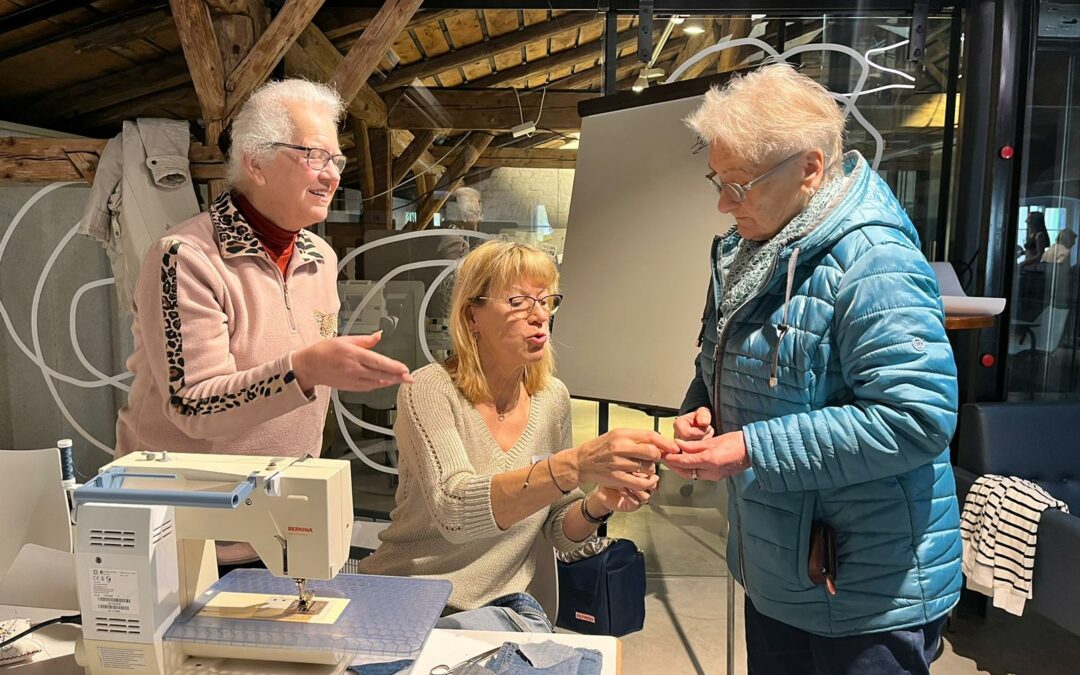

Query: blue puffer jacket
[681,152,962,637]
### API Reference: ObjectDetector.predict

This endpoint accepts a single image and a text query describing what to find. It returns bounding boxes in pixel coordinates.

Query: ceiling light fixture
[683,23,705,35]
[632,76,648,93]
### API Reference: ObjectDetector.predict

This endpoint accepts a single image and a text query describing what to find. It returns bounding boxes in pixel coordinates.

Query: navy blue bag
[555,538,646,637]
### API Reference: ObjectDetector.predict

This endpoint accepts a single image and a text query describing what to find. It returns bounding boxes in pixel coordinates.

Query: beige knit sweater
[358,363,589,611]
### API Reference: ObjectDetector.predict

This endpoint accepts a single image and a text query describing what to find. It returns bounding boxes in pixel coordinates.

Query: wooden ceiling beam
[0,137,223,183]
[224,0,326,116]
[21,54,191,123]
[323,9,462,42]
[442,146,577,169]
[330,0,423,107]
[169,0,228,124]
[72,7,173,52]
[417,133,492,230]
[392,130,437,186]
[385,88,593,131]
[285,23,388,126]
[551,34,687,90]
[375,13,600,92]
[463,28,636,89]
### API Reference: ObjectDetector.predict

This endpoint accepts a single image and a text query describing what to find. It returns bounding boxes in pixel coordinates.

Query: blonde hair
[227,78,345,187]
[686,63,845,177]
[445,240,559,404]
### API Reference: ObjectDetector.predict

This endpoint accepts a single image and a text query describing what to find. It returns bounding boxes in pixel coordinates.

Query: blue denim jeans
[744,599,946,675]
[436,592,553,633]
[487,640,603,675]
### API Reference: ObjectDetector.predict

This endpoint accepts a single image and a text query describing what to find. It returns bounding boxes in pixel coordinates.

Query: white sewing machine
[70,452,355,674]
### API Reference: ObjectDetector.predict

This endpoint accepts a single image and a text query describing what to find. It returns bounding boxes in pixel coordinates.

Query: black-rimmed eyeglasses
[270,142,347,173]
[475,294,563,315]
[705,151,803,204]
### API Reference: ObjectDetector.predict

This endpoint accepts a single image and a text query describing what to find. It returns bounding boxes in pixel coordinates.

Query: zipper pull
[284,287,292,310]
[824,573,837,596]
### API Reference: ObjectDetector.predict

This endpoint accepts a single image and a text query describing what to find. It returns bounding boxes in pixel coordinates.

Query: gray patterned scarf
[716,175,848,335]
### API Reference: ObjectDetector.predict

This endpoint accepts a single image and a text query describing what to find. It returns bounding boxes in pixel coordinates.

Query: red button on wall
[1000,145,1014,159]
[980,354,996,367]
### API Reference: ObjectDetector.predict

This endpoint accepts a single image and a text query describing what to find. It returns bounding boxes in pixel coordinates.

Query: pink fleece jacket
[115,191,340,460]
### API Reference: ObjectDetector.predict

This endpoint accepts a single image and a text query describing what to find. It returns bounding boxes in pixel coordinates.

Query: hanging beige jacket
[79,118,200,312]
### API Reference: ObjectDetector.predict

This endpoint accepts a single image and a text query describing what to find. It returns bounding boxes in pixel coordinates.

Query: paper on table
[0,544,78,611]
[196,592,349,625]
[928,262,1007,316]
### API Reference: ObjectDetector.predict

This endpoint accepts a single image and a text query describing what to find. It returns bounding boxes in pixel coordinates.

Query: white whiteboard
[555,95,734,411]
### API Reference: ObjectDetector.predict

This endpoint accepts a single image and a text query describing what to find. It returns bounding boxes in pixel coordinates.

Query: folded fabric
[487,640,603,675]
[0,619,42,666]
[960,473,1069,615]
[348,659,413,675]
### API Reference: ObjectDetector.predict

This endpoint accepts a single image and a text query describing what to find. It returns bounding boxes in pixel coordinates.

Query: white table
[0,610,620,675]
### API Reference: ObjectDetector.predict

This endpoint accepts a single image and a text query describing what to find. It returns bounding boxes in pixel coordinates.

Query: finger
[636,431,680,455]
[609,471,656,492]
[676,427,710,442]
[632,489,652,503]
[694,407,712,428]
[345,331,383,348]
[666,466,696,480]
[614,442,662,462]
[675,438,713,454]
[663,453,710,470]
[354,350,412,376]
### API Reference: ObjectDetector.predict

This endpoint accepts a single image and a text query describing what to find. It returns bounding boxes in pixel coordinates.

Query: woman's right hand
[292,332,414,392]
[568,429,678,491]
[674,407,714,442]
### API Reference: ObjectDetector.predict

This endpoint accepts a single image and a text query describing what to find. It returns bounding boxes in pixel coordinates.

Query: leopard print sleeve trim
[160,241,294,416]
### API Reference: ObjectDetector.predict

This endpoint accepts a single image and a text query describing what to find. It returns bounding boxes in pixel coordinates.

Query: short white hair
[686,64,845,177]
[454,186,483,221]
[227,78,346,186]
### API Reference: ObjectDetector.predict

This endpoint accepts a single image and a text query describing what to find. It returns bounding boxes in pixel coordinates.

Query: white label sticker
[90,568,140,615]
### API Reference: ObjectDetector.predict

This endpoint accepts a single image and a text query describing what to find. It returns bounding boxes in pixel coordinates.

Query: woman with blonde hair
[664,63,961,673]
[359,240,675,631]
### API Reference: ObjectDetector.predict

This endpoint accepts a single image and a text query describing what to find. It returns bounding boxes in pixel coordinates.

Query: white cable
[535,87,547,127]
[514,87,525,125]
[363,131,473,202]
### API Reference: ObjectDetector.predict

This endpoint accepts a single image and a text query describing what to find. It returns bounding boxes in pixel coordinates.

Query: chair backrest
[959,402,1080,512]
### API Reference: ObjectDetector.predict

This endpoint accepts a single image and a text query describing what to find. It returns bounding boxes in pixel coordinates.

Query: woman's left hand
[590,484,653,514]
[663,430,752,481]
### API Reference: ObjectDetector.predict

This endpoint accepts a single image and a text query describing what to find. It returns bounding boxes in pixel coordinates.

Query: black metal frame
[330,1,957,12]
[948,0,1034,401]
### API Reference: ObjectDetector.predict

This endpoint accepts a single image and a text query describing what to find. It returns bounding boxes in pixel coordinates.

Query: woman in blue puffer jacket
[662,64,962,675]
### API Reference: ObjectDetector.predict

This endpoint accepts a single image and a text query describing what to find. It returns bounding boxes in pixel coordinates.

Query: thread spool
[57,438,75,488]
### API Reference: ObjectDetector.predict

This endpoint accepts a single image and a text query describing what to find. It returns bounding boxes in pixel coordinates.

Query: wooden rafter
[169,0,227,125]
[463,28,636,89]
[323,9,461,42]
[351,118,375,201]
[22,54,191,123]
[0,138,223,183]
[366,127,394,227]
[330,0,423,108]
[551,35,687,90]
[669,20,721,81]
[224,0,325,115]
[417,133,492,230]
[72,8,175,52]
[442,146,576,169]
[392,130,437,186]
[286,24,388,126]
[384,88,593,131]
[375,13,600,92]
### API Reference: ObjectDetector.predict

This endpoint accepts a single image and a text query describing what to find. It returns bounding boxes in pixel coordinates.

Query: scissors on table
[428,645,501,675]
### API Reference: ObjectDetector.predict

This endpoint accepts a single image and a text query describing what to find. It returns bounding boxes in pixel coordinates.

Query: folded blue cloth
[487,640,603,675]
[349,659,413,675]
